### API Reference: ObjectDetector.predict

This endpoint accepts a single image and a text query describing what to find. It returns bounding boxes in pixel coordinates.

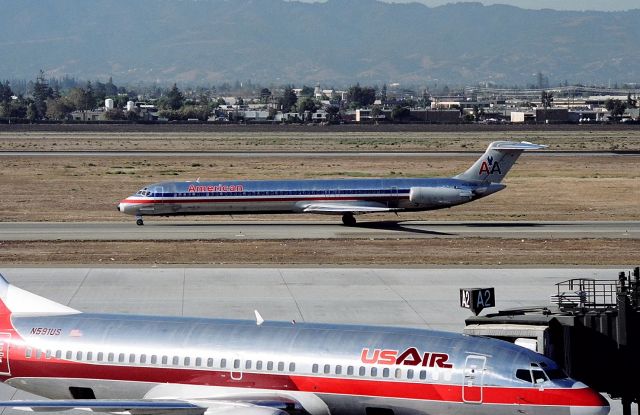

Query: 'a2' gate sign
[459,288,495,315]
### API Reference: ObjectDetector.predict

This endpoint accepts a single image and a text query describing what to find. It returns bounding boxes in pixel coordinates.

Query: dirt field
[0,126,638,266]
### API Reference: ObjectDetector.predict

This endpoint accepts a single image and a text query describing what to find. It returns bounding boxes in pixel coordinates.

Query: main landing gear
[341,213,356,226]
[136,216,144,226]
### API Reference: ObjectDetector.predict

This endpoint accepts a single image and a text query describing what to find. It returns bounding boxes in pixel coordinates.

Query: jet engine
[409,187,473,207]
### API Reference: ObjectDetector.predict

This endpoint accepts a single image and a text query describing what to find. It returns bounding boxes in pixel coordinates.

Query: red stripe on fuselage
[6,356,605,408]
[120,196,406,205]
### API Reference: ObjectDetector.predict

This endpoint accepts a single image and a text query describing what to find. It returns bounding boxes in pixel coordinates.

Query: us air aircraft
[117,141,545,226]
[0,274,609,415]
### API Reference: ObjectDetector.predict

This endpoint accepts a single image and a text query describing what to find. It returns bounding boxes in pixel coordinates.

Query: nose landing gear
[341,213,356,226]
[136,217,144,226]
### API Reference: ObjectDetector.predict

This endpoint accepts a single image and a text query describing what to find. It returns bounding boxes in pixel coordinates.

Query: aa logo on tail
[479,156,501,175]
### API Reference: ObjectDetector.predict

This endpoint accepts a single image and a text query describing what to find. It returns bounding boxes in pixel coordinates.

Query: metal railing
[550,279,618,310]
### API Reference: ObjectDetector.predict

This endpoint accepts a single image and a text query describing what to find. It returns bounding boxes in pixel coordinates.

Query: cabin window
[234,359,241,369]
[382,368,390,378]
[162,356,168,365]
[277,362,285,372]
[76,351,82,360]
[25,348,32,358]
[107,353,114,362]
[195,357,202,367]
[324,364,331,374]
[151,355,157,364]
[65,351,72,359]
[184,357,191,366]
[86,351,92,361]
[347,366,354,376]
[407,369,414,379]
[370,367,378,377]
[97,352,103,361]
[289,362,295,372]
[335,365,342,375]
[207,358,214,367]
[36,350,42,359]
[220,358,227,368]
[266,361,273,370]
[245,360,252,370]
[256,361,263,370]
[140,355,147,364]
[118,353,125,363]
[312,364,319,373]
[55,350,62,359]
[172,356,179,366]
[45,350,52,359]
[129,354,136,363]
[419,370,427,380]
[359,366,366,376]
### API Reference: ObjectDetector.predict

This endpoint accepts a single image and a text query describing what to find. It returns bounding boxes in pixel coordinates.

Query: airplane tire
[136,219,144,226]
[342,214,356,226]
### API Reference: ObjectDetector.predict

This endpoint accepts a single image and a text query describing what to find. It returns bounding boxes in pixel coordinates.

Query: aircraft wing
[300,201,398,214]
[0,399,289,415]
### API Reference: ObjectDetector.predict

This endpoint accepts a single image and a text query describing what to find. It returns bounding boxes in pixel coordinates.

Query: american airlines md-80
[118,141,544,225]
[0,274,608,415]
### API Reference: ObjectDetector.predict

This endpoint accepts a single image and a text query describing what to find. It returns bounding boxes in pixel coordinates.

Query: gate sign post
[460,288,495,315]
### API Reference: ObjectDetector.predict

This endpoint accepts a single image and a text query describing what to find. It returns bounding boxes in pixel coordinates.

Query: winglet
[254,310,264,326]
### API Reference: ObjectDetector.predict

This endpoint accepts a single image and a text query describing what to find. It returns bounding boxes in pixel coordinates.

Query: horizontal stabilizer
[488,141,547,151]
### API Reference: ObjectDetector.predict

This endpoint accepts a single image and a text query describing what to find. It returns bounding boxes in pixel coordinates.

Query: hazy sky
[383,0,638,11]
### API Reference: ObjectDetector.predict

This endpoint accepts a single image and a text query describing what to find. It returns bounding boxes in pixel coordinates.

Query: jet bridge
[464,267,640,415]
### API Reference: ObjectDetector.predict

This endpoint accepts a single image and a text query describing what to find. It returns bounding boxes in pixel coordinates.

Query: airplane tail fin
[0,273,80,319]
[454,141,546,184]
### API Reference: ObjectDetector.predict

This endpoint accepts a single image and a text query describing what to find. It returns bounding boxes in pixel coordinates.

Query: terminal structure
[464,267,640,415]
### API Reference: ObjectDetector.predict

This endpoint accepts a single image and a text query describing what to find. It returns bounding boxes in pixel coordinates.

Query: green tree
[104,108,127,120]
[279,86,298,113]
[296,97,318,114]
[0,81,13,117]
[84,81,96,109]
[627,93,637,108]
[325,105,340,123]
[370,105,382,124]
[32,70,52,119]
[347,84,376,108]
[166,83,184,110]
[605,99,626,121]
[300,85,314,97]
[45,97,74,120]
[391,105,410,122]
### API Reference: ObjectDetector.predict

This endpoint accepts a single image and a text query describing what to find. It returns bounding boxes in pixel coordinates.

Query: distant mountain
[1,0,639,85]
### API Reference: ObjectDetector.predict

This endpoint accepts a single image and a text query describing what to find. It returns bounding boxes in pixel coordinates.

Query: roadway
[1,220,638,241]
[0,267,630,415]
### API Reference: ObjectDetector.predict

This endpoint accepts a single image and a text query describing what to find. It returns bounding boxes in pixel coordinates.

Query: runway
[0,267,630,415]
[1,220,638,241]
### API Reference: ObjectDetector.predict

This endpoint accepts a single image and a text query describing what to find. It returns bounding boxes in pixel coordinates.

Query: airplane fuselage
[2,313,607,415]
[118,177,504,218]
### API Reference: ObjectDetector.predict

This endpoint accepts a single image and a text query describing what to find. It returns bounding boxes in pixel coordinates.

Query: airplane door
[0,333,11,376]
[462,355,486,404]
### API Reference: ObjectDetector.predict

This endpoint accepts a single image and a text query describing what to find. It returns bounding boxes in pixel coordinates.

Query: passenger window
[162,356,168,365]
[129,354,135,363]
[382,368,389,378]
[359,366,366,376]
[419,370,427,380]
[172,356,179,365]
[267,361,273,370]
[184,357,191,366]
[312,364,319,373]
[278,362,285,372]
[65,351,72,359]
[76,351,82,360]
[289,362,295,372]
[207,358,214,367]
[395,368,402,378]
[407,369,414,379]
[151,355,157,364]
[256,361,263,370]
[140,354,147,364]
[324,364,331,374]
[25,348,32,358]
[108,353,114,362]
[370,367,378,377]
[516,369,533,383]
[55,350,62,359]
[335,365,342,375]
[234,359,241,369]
[195,357,202,367]
[86,351,92,361]
[347,366,354,376]
[246,360,252,370]
[36,350,42,359]
[118,353,125,363]
[221,358,227,368]
[97,352,103,361]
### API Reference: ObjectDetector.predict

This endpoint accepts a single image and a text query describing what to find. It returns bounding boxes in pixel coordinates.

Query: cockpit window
[532,370,547,384]
[544,368,567,380]
[516,369,532,383]
[136,188,149,197]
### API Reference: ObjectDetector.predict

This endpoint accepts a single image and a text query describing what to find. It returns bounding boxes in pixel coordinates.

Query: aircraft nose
[568,383,609,415]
